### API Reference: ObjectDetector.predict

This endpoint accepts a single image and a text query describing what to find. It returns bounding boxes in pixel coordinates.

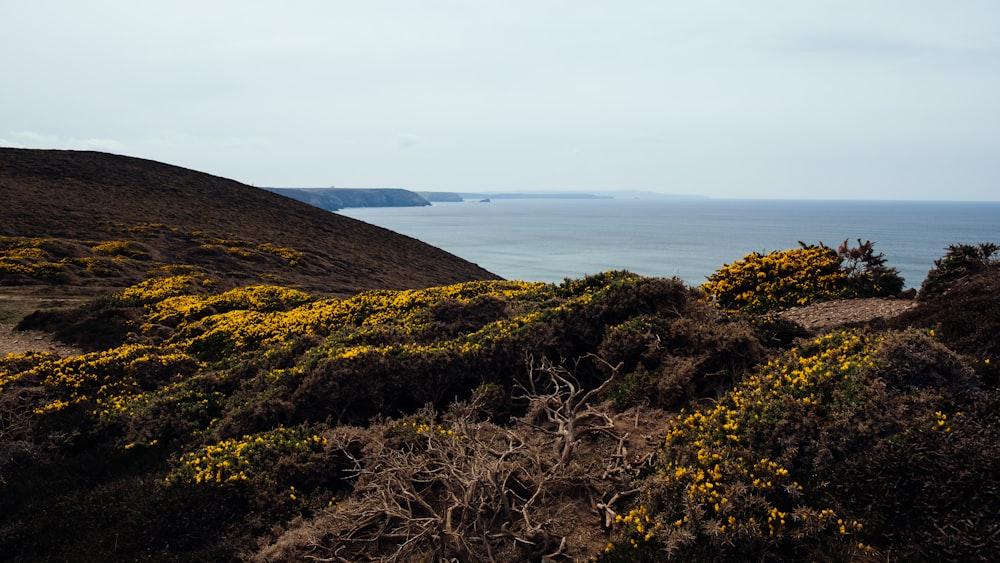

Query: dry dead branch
[254,356,649,562]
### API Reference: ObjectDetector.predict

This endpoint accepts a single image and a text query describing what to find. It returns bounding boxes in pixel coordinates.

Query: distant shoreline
[421,191,709,202]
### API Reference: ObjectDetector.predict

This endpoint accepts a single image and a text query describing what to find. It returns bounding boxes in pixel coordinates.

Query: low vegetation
[701,239,905,314]
[0,148,500,295]
[2,231,998,561]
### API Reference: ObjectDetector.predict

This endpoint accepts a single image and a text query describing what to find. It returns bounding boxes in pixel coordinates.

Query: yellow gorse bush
[188,232,304,265]
[166,426,327,486]
[93,377,224,429]
[0,236,64,280]
[95,271,608,376]
[4,270,666,522]
[701,240,905,314]
[141,279,555,362]
[1,230,310,285]
[610,330,877,555]
[2,344,203,415]
[702,245,847,313]
[606,504,661,555]
[114,274,212,305]
[91,240,147,259]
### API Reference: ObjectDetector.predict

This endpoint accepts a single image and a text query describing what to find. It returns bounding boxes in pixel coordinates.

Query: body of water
[339,199,1000,290]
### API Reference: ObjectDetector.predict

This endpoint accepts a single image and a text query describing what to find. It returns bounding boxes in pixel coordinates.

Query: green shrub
[918,242,999,301]
[598,311,768,410]
[891,263,1000,387]
[837,238,905,298]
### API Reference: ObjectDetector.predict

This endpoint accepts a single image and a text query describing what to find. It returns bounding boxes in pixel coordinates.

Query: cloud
[143,131,269,151]
[0,138,26,148]
[9,131,54,145]
[631,136,666,144]
[6,131,125,152]
[777,32,937,59]
[71,138,126,152]
[395,133,422,149]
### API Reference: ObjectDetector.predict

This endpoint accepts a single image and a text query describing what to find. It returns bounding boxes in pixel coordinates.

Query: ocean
[338,199,1000,290]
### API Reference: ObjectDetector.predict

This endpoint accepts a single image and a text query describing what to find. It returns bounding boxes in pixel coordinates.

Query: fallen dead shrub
[253,356,656,562]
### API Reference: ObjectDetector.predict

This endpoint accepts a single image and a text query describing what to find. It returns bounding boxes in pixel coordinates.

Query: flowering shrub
[111,274,213,306]
[188,233,304,265]
[602,330,880,560]
[95,378,225,445]
[3,344,203,416]
[166,425,327,486]
[0,351,57,392]
[91,240,149,259]
[918,242,998,300]
[5,258,993,561]
[0,236,64,282]
[702,245,847,313]
[702,240,903,314]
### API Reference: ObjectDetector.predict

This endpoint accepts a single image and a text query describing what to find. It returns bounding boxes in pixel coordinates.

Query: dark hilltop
[0,148,498,296]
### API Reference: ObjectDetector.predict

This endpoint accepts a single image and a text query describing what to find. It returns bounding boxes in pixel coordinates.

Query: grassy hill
[0,148,498,296]
[1,150,998,561]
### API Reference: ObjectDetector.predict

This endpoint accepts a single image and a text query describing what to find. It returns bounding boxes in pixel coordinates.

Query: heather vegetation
[0,149,500,295]
[2,235,998,562]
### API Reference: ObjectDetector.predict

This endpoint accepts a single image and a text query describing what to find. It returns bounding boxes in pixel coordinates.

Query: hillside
[0,148,498,295]
[0,262,996,561]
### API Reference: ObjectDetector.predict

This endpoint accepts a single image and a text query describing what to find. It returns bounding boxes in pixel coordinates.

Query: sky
[2,1,999,200]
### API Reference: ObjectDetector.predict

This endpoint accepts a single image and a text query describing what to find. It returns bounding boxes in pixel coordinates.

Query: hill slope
[0,148,498,295]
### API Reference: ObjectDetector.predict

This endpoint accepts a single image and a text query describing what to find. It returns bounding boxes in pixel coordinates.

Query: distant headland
[264,187,431,211]
[266,186,709,211]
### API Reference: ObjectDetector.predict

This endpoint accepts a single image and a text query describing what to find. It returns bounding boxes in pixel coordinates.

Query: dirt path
[778,297,918,331]
[0,288,93,357]
[0,323,83,357]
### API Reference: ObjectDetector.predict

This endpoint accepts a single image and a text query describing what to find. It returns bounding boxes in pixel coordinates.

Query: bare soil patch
[0,287,93,356]
[778,297,918,331]
[0,323,83,357]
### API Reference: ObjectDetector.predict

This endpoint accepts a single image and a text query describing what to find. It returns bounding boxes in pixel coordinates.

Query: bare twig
[255,355,647,563]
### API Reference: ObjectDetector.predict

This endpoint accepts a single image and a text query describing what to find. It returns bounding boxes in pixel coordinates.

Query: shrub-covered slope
[0,148,498,294]
[2,212,998,561]
[1,272,758,560]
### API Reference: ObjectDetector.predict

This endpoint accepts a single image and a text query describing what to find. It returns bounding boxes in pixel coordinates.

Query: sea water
[338,199,1000,289]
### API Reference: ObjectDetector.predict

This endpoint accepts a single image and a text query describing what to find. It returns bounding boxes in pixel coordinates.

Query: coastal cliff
[266,187,430,211]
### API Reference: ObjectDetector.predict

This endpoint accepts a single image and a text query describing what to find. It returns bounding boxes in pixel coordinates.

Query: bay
[338,199,1000,290]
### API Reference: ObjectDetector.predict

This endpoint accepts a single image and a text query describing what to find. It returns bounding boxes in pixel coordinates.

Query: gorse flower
[702,241,903,314]
[702,245,847,313]
[603,330,877,559]
[166,426,327,486]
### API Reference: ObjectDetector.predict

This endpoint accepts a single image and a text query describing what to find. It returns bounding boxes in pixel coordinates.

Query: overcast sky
[2,1,999,200]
